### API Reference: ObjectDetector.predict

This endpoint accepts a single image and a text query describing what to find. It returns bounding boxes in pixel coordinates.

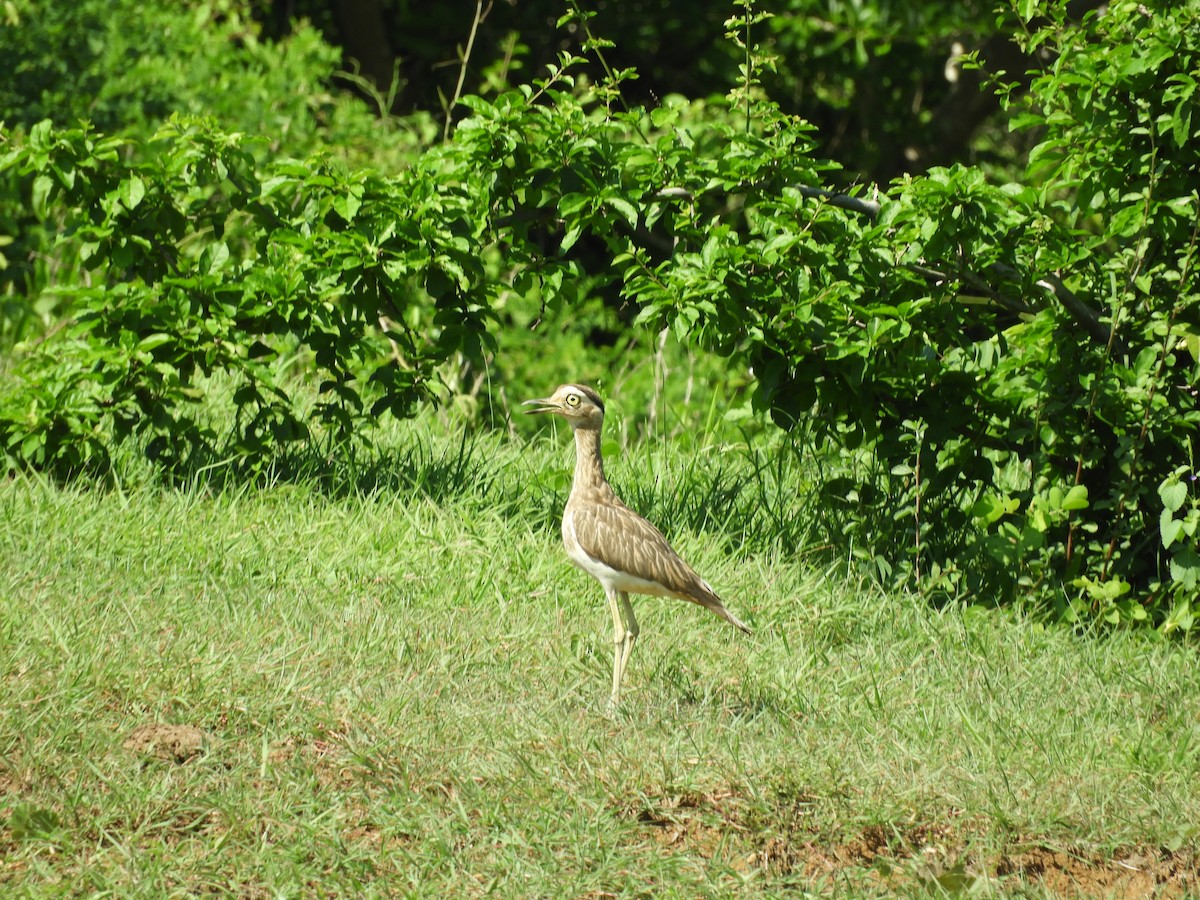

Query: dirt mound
[122,723,213,763]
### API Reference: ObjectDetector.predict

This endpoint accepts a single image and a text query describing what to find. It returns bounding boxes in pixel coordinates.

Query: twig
[567,0,649,142]
[742,0,752,134]
[337,59,405,121]
[988,264,1111,346]
[786,185,1115,345]
[443,0,492,142]
[914,426,923,585]
[904,263,1034,318]
[792,185,881,218]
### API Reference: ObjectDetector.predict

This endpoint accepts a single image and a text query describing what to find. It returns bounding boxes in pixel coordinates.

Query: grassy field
[2,416,1199,896]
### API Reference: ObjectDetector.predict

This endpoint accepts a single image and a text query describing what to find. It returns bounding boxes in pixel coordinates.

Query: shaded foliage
[258,0,1037,182]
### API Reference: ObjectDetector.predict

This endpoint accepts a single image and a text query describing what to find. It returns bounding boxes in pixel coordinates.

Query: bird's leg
[605,586,628,710]
[615,591,638,696]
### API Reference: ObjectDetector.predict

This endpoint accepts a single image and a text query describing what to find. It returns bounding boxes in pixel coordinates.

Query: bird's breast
[561,506,592,573]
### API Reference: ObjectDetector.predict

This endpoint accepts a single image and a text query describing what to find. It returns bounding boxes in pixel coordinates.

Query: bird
[522,383,752,710]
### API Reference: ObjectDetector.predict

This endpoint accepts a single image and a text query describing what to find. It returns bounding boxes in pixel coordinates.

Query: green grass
[2,417,1199,896]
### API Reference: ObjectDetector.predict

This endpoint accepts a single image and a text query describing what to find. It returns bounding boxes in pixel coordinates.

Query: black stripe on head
[571,383,605,413]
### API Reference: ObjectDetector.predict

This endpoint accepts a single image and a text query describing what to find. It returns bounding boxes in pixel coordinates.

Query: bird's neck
[571,425,608,496]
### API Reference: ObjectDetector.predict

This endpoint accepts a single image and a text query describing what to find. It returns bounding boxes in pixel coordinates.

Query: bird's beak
[521,397,561,415]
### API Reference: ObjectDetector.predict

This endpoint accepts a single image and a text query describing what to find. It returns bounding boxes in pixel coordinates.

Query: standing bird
[523,383,752,709]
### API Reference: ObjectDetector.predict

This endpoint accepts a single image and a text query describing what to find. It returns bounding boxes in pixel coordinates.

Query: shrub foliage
[1,1,1197,628]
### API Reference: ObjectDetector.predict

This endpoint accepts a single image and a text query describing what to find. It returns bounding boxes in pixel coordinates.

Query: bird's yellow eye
[566,394,580,407]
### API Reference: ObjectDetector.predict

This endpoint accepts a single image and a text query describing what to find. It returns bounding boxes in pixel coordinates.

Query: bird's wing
[570,496,713,602]
[570,495,753,634]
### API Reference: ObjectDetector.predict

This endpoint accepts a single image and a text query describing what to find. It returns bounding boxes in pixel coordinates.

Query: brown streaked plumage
[523,383,751,709]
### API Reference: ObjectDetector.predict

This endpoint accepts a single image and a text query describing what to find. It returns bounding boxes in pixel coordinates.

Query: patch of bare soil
[122,723,213,763]
[0,769,20,797]
[630,788,1200,896]
[996,847,1198,898]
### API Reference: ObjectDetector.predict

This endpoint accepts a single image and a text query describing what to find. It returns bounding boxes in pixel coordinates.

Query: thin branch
[742,0,752,134]
[568,0,649,142]
[654,187,694,201]
[656,184,883,218]
[958,268,1034,318]
[336,59,405,121]
[526,176,1116,349]
[788,187,1113,345]
[443,0,491,142]
[1101,214,1200,576]
[792,185,881,218]
[988,263,1111,346]
[904,263,1033,318]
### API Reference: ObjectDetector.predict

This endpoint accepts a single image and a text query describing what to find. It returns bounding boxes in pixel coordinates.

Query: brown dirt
[0,770,20,796]
[995,847,1199,898]
[630,788,1200,896]
[122,723,213,763]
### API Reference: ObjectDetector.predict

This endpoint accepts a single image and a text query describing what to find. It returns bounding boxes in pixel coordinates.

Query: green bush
[1,1,1195,630]
[614,1,1200,625]
[0,0,432,166]
[419,2,1200,627]
[0,117,494,474]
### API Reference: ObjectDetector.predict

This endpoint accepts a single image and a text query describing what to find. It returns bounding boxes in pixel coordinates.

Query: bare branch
[519,180,1115,348]
[790,186,1113,345]
[793,185,881,218]
[653,187,694,201]
[989,263,1112,345]
[904,263,1034,318]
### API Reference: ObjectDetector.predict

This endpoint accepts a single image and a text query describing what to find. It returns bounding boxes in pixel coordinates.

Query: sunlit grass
[2,415,1198,895]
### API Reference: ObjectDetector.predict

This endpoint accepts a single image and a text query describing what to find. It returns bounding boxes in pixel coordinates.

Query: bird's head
[521,383,605,430]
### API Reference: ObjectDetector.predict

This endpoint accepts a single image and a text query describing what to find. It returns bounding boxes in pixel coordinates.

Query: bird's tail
[690,578,752,634]
[700,589,753,634]
[715,604,753,635]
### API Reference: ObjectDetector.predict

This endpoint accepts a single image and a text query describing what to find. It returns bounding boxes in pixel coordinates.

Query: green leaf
[1161,600,1195,635]
[1107,204,1144,238]
[28,119,53,150]
[1161,509,1184,548]
[1073,575,1130,603]
[1028,504,1049,534]
[10,804,62,841]
[333,191,362,222]
[1170,546,1200,590]
[1061,484,1089,511]
[20,431,45,460]
[650,104,678,128]
[1159,479,1188,514]
[558,193,591,218]
[1173,108,1192,148]
[120,175,146,211]
[560,223,583,253]
[31,174,54,219]
[971,493,1020,526]
[603,195,639,229]
[137,333,174,353]
[199,242,230,275]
